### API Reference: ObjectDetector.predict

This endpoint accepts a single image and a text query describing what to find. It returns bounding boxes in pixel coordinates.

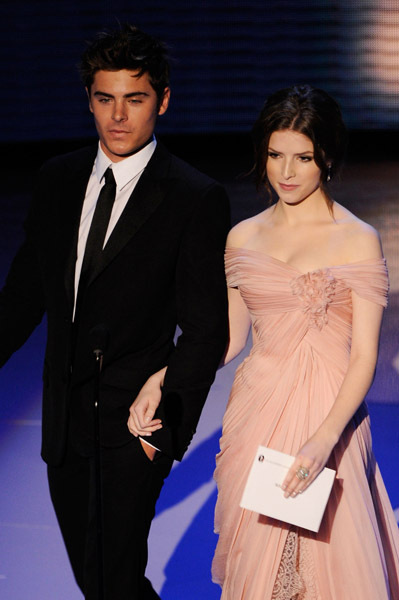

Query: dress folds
[212,247,399,599]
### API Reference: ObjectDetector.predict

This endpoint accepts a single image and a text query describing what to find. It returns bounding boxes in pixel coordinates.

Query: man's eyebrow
[93,91,150,98]
[124,92,150,98]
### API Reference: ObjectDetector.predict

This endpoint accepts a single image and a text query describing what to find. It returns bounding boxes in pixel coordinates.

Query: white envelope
[240,446,336,532]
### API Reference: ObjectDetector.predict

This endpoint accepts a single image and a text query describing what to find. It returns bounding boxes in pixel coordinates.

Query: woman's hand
[127,367,166,438]
[281,430,337,498]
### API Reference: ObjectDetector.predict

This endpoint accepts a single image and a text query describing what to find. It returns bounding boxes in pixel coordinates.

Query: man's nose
[112,100,127,122]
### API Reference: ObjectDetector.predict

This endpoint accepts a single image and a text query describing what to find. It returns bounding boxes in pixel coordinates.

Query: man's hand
[127,367,166,437]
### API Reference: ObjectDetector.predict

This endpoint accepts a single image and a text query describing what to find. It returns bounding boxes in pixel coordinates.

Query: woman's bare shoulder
[226,208,273,248]
[333,203,383,261]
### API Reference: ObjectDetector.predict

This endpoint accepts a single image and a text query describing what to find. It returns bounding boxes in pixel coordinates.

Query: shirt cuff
[139,437,160,452]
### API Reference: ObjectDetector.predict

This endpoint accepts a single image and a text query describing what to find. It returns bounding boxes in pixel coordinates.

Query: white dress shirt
[74,139,157,309]
[74,139,159,452]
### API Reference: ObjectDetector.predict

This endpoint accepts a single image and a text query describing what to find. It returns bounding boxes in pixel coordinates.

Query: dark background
[1,1,399,154]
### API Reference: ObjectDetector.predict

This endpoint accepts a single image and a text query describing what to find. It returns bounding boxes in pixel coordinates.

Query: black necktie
[75,167,116,321]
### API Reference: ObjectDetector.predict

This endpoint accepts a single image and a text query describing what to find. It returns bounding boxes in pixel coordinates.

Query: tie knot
[103,167,115,187]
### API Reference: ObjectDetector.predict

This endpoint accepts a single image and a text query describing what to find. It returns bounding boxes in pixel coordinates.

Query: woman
[128,85,399,599]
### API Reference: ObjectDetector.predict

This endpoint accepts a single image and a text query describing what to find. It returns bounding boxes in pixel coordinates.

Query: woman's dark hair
[252,85,347,209]
[79,23,170,106]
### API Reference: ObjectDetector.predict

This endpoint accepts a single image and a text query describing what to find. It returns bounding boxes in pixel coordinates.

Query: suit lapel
[62,146,98,310]
[88,144,171,285]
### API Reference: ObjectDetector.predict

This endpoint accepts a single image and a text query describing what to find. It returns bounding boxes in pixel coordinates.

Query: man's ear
[86,87,93,113]
[158,87,170,116]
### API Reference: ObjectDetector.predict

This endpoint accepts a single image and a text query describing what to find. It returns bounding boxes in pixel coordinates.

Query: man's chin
[100,143,135,162]
[101,139,152,161]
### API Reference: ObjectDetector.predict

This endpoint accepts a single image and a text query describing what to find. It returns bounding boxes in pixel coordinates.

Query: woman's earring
[327,165,331,182]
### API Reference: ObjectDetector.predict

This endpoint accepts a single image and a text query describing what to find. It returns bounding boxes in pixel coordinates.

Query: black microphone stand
[91,326,108,600]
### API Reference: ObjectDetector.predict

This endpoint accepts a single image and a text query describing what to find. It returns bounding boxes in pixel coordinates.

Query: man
[0,24,229,599]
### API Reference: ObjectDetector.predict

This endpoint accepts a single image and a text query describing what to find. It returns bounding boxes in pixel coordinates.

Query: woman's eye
[268,152,279,159]
[299,156,312,162]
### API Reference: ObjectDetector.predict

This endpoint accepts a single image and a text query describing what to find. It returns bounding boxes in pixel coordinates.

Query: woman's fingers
[282,456,321,498]
[127,404,162,437]
[127,416,162,437]
[127,389,163,436]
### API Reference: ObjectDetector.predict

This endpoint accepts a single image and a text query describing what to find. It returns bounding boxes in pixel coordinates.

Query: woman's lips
[279,183,299,191]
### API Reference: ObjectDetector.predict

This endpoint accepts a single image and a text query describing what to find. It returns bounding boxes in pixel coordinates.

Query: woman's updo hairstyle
[251,85,347,208]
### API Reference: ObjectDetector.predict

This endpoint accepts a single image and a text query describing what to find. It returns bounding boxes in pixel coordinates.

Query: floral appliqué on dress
[290,269,336,330]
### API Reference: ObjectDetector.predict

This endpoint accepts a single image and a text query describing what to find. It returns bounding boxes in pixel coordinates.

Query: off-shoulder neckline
[225,246,386,277]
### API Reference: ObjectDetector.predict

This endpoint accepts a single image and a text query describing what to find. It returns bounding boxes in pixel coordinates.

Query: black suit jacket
[0,142,230,465]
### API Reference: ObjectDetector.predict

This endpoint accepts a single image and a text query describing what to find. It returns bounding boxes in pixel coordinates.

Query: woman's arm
[221,223,254,365]
[222,285,251,365]
[127,282,252,438]
[127,221,254,437]
[282,227,385,497]
[127,279,252,436]
[283,292,383,497]
[127,367,167,437]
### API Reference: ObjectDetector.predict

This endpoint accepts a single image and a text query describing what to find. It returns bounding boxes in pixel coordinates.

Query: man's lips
[108,129,130,135]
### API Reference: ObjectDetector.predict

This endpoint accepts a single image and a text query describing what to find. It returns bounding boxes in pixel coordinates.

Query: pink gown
[212,247,399,599]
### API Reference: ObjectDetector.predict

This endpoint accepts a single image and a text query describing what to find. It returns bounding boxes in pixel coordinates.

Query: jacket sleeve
[0,178,46,367]
[150,183,230,460]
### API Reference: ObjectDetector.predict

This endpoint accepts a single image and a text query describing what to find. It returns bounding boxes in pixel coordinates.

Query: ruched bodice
[212,247,399,600]
[226,247,387,366]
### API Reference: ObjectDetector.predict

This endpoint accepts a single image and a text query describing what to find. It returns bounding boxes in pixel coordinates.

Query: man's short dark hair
[80,23,170,104]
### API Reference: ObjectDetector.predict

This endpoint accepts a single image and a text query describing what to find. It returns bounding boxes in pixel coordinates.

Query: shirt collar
[95,138,157,191]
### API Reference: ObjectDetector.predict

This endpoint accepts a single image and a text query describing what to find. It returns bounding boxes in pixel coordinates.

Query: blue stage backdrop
[1,0,399,142]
